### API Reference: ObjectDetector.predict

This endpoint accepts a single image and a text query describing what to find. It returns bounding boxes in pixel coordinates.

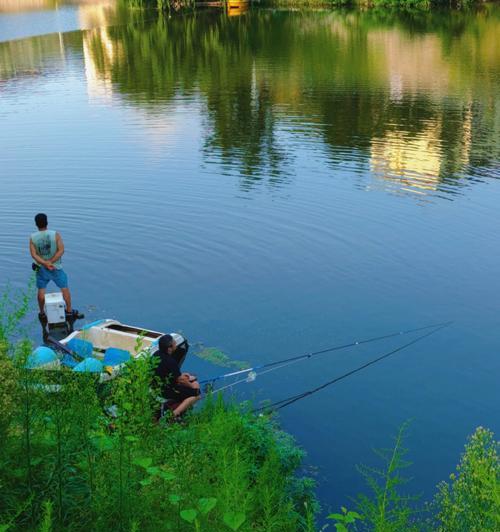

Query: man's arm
[48,232,65,264]
[177,373,199,388]
[29,239,54,270]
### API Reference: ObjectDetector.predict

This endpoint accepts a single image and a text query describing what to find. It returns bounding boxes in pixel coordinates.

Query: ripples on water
[1,1,500,512]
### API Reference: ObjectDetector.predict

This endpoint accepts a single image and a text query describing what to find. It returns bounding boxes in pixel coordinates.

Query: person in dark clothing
[154,334,201,418]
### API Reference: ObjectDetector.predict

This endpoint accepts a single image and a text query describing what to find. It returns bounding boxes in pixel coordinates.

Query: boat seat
[67,338,94,359]
[103,347,131,366]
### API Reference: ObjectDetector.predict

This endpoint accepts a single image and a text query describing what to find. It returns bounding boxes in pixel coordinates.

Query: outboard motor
[39,291,84,341]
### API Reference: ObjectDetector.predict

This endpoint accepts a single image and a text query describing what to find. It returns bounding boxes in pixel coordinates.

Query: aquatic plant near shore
[194,344,249,370]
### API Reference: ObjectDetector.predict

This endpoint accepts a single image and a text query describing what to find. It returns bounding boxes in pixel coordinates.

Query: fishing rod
[253,320,453,413]
[199,320,452,387]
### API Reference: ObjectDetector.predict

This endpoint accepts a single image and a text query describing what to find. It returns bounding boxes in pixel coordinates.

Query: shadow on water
[1,5,499,195]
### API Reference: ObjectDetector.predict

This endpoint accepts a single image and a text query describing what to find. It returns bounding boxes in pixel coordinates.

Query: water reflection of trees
[2,7,499,195]
[79,8,499,194]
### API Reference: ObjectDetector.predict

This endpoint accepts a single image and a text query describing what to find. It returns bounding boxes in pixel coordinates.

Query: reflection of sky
[0,0,115,42]
[0,6,80,42]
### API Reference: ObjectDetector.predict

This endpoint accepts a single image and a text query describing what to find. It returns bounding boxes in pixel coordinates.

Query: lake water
[1,1,499,517]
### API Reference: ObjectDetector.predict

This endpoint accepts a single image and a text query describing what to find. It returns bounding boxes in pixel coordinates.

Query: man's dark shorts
[36,267,68,289]
[166,385,200,402]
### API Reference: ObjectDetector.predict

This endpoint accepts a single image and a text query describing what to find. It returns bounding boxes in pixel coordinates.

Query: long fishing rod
[199,320,451,387]
[253,320,453,413]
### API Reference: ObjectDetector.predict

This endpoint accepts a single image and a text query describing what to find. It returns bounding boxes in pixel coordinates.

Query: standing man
[29,213,73,317]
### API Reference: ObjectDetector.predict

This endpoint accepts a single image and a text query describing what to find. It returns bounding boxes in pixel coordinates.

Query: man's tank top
[31,230,62,269]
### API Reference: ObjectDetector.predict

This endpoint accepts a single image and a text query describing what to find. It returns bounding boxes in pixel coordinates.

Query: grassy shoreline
[257,0,488,7]
[1,290,498,530]
[126,0,492,12]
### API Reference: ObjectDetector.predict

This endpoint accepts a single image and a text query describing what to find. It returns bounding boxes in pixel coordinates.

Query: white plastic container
[44,292,66,324]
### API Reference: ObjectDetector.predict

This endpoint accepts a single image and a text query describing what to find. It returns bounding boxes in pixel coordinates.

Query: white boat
[29,319,187,381]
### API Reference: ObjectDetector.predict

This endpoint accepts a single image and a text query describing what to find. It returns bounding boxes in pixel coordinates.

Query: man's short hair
[158,334,174,354]
[34,213,48,229]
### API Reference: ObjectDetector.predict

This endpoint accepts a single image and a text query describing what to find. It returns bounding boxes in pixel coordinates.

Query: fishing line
[199,320,451,386]
[211,359,298,394]
[252,321,453,413]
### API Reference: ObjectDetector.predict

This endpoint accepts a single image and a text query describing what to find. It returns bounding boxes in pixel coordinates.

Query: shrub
[433,427,500,532]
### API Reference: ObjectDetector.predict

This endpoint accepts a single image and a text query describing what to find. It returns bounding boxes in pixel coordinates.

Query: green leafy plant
[433,426,499,532]
[223,511,246,530]
[328,506,363,531]
[353,422,419,531]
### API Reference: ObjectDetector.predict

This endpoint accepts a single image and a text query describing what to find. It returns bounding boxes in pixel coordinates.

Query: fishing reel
[246,371,257,383]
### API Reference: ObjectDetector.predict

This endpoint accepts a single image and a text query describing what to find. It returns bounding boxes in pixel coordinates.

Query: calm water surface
[1,1,499,514]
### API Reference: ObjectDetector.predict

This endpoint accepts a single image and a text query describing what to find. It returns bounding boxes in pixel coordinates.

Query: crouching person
[154,334,201,420]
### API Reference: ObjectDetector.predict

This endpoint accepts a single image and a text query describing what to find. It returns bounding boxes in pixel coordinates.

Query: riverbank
[258,0,490,8]
[140,0,492,12]
[0,375,317,530]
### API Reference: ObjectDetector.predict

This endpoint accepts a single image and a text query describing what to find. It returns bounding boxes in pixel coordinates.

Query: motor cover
[44,292,66,324]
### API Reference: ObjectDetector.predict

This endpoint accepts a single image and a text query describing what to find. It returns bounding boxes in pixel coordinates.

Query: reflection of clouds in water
[369,31,451,96]
[0,0,115,11]
[369,106,474,198]
[370,126,443,196]
[132,105,202,159]
[78,0,116,28]
[83,27,116,102]
[0,0,47,12]
[389,73,403,103]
